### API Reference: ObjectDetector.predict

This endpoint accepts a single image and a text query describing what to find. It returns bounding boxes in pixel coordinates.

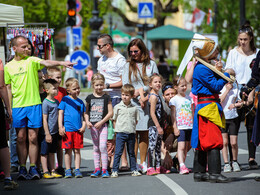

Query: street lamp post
[88,0,103,73]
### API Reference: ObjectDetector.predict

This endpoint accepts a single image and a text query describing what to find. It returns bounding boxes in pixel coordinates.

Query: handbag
[107,120,115,140]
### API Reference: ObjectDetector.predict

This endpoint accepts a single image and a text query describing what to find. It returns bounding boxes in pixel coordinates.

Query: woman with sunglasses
[225,24,259,170]
[122,38,159,174]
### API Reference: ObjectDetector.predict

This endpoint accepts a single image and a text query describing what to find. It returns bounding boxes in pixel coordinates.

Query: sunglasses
[97,44,107,49]
[239,27,252,34]
[162,84,173,94]
[129,50,139,54]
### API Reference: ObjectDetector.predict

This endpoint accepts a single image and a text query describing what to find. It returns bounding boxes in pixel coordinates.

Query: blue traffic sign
[66,27,82,47]
[70,50,90,71]
[138,2,154,19]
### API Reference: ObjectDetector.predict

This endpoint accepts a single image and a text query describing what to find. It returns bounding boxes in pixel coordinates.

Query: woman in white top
[225,24,259,169]
[122,38,159,173]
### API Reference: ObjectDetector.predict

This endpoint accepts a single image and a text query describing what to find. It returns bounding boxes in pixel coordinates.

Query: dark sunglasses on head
[162,84,173,94]
[239,27,252,34]
[129,50,139,54]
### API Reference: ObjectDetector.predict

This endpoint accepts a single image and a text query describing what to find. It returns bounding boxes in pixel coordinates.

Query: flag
[207,8,213,26]
[191,8,206,26]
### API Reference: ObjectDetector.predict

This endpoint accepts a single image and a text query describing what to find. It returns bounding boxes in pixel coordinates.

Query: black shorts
[221,117,240,135]
[39,133,59,155]
[0,100,8,149]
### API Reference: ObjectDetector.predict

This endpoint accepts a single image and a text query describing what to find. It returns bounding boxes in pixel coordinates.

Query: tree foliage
[181,0,260,51]
[0,0,67,33]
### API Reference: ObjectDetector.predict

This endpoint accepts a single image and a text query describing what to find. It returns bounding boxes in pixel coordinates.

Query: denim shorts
[12,104,42,128]
[39,133,59,155]
[177,129,192,142]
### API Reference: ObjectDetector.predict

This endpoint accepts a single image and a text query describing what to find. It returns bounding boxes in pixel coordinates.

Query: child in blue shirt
[58,78,86,178]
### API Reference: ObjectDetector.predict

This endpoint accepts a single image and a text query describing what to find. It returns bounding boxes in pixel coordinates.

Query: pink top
[0,59,3,71]
[86,70,93,82]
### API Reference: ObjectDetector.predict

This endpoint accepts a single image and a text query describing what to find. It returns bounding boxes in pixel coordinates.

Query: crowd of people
[0,23,260,191]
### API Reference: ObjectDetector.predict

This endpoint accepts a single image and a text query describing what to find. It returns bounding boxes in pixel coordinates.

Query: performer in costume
[181,36,233,183]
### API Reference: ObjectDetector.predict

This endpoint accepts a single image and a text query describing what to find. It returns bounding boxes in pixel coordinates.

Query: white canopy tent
[0,3,24,63]
[0,3,24,27]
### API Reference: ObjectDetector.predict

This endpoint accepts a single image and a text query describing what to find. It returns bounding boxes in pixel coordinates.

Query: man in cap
[190,37,233,183]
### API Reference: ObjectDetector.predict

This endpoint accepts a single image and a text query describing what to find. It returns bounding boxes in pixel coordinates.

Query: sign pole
[144,18,148,47]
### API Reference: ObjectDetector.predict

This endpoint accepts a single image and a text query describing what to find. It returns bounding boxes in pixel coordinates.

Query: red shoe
[146,167,158,176]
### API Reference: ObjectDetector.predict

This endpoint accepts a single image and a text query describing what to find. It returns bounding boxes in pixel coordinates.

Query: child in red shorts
[58,78,86,178]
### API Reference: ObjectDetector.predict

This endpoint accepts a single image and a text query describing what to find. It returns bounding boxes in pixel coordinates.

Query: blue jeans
[111,97,121,108]
[113,133,136,172]
[9,127,19,167]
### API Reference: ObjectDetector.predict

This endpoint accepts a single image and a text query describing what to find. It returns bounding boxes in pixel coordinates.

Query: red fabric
[62,131,83,149]
[198,115,223,151]
[54,87,67,103]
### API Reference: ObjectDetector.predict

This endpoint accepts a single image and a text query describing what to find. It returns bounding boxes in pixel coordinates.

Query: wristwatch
[106,83,110,89]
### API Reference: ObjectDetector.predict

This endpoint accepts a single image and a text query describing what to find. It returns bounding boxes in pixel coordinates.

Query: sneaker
[249,160,258,169]
[43,172,54,179]
[51,171,63,178]
[146,167,158,176]
[111,171,118,178]
[155,167,161,174]
[90,170,101,178]
[74,169,83,178]
[10,166,19,173]
[179,165,189,175]
[232,162,241,172]
[102,170,110,178]
[0,171,5,181]
[139,162,148,174]
[56,166,65,177]
[29,166,40,180]
[64,169,73,178]
[131,170,142,176]
[3,179,19,190]
[223,164,232,173]
[17,166,27,180]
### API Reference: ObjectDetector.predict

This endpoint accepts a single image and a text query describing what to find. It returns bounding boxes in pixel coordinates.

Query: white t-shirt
[169,95,193,130]
[220,83,239,120]
[97,52,126,98]
[225,47,259,85]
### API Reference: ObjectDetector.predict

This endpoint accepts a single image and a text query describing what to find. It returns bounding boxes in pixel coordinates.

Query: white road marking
[242,173,260,178]
[156,174,188,195]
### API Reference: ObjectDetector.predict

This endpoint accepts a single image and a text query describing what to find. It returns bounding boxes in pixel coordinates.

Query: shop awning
[112,29,131,46]
[147,24,194,40]
[0,3,24,27]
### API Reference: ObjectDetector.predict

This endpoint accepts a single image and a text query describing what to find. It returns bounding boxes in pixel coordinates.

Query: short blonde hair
[121,84,135,97]
[91,73,105,86]
[47,67,61,77]
[65,78,79,89]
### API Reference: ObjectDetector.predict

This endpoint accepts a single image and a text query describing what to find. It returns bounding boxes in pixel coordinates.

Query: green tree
[181,0,260,51]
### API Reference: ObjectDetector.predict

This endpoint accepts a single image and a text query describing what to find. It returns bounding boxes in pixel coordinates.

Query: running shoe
[102,170,110,178]
[249,160,258,169]
[139,162,148,174]
[10,166,19,173]
[90,170,101,178]
[29,166,40,180]
[131,170,142,177]
[17,166,27,180]
[51,171,63,178]
[232,161,241,172]
[64,169,73,178]
[223,164,232,173]
[74,169,83,178]
[56,166,65,177]
[3,179,19,190]
[0,171,5,182]
[111,171,118,178]
[43,172,54,179]
[146,167,158,176]
[179,165,189,175]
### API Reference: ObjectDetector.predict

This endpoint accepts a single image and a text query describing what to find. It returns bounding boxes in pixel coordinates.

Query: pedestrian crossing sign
[138,2,154,19]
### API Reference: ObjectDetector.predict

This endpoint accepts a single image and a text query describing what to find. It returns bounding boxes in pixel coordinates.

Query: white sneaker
[111,171,118,178]
[232,161,241,172]
[223,164,232,173]
[131,170,142,176]
[141,162,147,174]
